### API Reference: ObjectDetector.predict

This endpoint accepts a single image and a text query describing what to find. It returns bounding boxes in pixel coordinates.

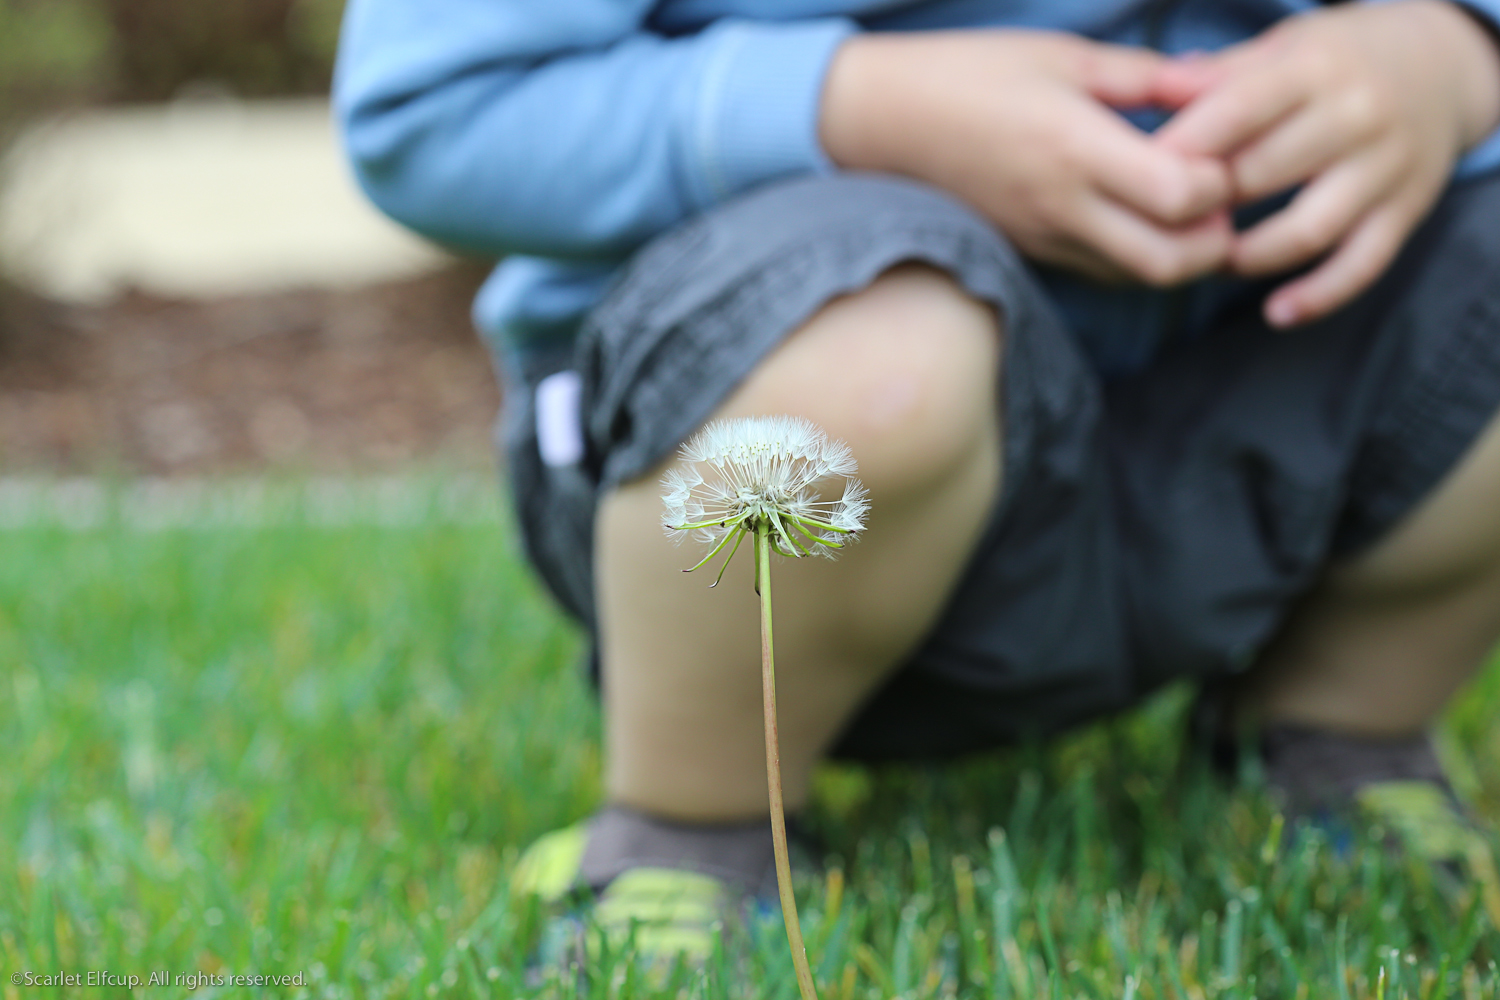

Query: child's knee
[716,263,1004,499]
[1335,406,1500,595]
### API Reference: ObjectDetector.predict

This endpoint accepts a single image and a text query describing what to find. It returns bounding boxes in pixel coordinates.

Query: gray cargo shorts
[499,172,1500,761]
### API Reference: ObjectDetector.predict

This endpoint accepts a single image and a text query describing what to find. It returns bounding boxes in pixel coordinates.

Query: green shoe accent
[1355,780,1485,862]
[590,867,725,961]
[513,825,739,980]
[511,822,589,902]
[1357,780,1500,929]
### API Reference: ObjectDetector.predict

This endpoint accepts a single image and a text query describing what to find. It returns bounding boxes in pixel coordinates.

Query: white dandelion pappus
[662,416,869,584]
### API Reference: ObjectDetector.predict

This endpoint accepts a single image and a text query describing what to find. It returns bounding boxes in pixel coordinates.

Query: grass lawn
[2,477,1499,999]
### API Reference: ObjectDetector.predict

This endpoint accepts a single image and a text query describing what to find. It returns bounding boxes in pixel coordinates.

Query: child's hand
[821,31,1235,286]
[1152,1,1500,327]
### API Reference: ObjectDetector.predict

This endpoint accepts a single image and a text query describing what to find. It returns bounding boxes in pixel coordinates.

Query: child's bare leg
[1246,409,1500,735]
[594,264,1002,822]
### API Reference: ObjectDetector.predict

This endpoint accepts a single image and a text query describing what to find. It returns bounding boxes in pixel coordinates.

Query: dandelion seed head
[662,415,868,560]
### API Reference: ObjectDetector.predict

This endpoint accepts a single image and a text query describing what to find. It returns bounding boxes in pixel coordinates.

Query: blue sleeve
[1356,0,1500,175]
[333,0,856,259]
[1448,1,1500,176]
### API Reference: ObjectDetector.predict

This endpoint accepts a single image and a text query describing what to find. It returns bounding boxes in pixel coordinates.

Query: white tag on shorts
[535,370,584,468]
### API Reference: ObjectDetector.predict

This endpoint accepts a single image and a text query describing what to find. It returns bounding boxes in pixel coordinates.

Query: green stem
[757,521,820,1000]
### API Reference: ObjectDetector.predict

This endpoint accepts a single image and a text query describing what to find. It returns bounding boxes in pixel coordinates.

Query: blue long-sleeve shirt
[334,0,1500,370]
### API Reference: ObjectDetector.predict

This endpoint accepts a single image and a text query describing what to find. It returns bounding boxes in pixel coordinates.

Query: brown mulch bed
[0,263,504,475]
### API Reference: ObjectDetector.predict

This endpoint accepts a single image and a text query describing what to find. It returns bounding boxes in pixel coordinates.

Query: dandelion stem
[757,520,820,1000]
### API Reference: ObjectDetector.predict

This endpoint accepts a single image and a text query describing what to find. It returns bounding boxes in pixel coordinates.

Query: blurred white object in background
[0,96,449,302]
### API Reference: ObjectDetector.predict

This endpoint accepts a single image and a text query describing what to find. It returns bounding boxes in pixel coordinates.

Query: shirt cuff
[683,17,858,208]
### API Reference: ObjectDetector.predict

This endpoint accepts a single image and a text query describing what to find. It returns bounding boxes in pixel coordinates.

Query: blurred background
[0,11,588,983]
[0,0,501,475]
